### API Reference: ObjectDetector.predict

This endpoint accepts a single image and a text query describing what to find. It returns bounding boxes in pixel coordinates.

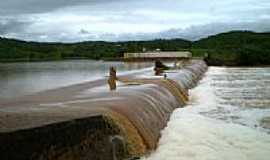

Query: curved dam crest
[0,60,207,160]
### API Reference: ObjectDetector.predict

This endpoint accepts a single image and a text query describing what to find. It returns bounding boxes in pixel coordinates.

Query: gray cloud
[0,18,32,35]
[0,0,269,42]
[4,20,269,43]
[79,29,90,34]
[0,0,118,15]
[93,21,270,42]
[159,21,270,41]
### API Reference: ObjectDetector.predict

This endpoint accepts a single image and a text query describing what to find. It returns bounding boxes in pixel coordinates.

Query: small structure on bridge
[124,51,192,61]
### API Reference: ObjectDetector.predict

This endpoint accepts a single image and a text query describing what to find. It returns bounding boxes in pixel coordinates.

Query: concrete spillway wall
[0,60,207,160]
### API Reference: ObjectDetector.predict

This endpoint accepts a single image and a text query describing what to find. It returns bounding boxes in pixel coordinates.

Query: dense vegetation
[0,38,190,62]
[0,31,269,66]
[192,31,270,65]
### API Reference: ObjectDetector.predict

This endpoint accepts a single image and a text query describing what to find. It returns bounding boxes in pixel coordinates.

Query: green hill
[0,31,270,66]
[0,38,191,62]
[192,31,270,65]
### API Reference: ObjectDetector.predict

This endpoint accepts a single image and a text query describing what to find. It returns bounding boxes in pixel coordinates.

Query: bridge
[124,51,192,61]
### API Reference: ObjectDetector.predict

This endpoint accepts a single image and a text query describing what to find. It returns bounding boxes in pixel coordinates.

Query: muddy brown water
[0,60,208,160]
[0,60,152,100]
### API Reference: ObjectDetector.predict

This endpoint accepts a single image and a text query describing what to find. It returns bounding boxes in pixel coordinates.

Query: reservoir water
[144,67,270,160]
[1,62,270,159]
[0,60,152,100]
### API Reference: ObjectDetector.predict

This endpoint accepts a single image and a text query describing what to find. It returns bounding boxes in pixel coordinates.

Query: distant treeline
[192,31,270,66]
[0,38,190,62]
[0,31,270,66]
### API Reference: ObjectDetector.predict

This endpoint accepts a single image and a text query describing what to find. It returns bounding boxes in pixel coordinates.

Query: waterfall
[0,60,207,160]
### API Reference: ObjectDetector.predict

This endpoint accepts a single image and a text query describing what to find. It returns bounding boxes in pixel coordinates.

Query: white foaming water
[143,67,270,160]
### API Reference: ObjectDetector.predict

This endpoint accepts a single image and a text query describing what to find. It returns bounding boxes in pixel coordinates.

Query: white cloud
[0,0,269,42]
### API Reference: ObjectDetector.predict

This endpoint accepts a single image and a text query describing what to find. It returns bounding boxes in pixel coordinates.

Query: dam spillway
[0,60,207,160]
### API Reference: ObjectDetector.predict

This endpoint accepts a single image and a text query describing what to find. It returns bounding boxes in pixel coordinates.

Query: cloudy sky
[0,0,270,42]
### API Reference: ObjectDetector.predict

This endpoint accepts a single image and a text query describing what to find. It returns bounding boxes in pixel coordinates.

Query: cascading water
[143,67,270,160]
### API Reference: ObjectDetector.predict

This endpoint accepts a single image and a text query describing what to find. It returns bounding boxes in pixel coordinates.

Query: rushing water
[144,67,270,160]
[0,60,152,100]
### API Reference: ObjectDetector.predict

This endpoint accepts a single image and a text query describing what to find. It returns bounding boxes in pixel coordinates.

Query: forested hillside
[0,31,270,65]
[192,31,270,65]
[0,38,191,62]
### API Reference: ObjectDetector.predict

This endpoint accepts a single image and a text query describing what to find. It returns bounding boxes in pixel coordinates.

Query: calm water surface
[0,60,152,100]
